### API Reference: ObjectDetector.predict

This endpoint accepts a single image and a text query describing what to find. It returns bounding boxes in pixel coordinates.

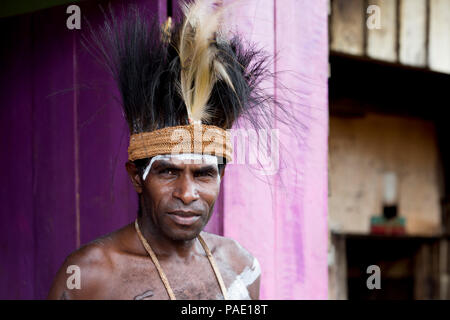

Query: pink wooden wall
[216,0,329,299]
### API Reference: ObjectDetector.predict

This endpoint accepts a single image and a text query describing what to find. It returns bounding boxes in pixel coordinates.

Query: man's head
[91,1,282,242]
[126,156,225,241]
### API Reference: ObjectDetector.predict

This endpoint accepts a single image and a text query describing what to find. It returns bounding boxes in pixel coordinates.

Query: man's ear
[125,161,143,193]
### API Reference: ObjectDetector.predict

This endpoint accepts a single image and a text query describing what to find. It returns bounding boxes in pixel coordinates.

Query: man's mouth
[167,211,202,226]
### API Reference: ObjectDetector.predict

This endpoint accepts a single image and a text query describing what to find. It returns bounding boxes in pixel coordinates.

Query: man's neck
[136,216,200,260]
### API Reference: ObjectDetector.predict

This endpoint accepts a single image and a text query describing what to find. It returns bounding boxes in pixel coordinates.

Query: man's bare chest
[96,255,235,300]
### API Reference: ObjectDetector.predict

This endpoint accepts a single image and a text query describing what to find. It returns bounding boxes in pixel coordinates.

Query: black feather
[82,3,295,136]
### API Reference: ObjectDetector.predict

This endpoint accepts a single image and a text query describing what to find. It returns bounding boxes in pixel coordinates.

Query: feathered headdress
[84,0,284,165]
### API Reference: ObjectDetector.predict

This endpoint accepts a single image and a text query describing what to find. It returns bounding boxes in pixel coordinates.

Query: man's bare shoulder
[201,232,261,299]
[200,232,258,273]
[47,224,133,299]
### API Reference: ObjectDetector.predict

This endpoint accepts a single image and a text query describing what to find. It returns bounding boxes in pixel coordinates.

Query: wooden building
[328,0,450,299]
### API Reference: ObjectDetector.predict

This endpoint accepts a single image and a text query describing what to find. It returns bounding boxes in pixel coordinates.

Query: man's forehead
[142,154,219,181]
[152,157,218,168]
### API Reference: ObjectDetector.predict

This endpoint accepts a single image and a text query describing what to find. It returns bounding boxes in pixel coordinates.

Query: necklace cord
[134,219,228,300]
[135,219,176,299]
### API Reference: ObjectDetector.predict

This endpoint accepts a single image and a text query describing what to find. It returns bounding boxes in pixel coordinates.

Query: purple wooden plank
[0,15,35,300]
[76,0,167,245]
[0,0,166,300]
[171,0,185,20]
[31,6,78,299]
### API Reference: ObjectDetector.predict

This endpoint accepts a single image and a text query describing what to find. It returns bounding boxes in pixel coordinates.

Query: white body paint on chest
[225,257,261,300]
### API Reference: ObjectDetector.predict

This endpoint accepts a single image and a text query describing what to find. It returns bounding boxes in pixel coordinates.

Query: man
[47,155,261,299]
[48,0,279,300]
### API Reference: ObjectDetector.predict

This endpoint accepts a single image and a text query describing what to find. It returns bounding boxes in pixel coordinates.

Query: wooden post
[331,0,365,55]
[399,0,427,67]
[367,0,398,62]
[429,0,450,73]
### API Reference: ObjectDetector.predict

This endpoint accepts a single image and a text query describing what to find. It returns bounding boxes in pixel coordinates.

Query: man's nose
[172,175,200,205]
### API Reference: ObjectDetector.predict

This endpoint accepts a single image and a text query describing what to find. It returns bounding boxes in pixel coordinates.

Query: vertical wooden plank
[367,0,398,62]
[76,0,166,245]
[222,0,278,299]
[414,241,441,299]
[0,15,35,299]
[414,243,431,299]
[399,0,427,67]
[445,239,450,299]
[439,239,448,299]
[0,0,170,300]
[432,240,441,299]
[328,234,348,299]
[429,0,450,73]
[224,0,329,299]
[331,0,365,55]
[32,6,78,299]
[171,0,185,21]
[274,0,329,300]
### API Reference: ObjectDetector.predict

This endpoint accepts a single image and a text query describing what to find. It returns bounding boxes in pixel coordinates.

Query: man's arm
[225,238,262,300]
[246,258,261,300]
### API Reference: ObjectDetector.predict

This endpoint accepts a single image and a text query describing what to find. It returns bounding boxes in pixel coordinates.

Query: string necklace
[134,219,228,300]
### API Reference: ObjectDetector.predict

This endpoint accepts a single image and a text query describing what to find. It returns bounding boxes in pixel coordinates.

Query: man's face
[141,158,221,241]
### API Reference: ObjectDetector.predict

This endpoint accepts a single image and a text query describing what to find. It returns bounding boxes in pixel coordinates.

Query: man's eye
[195,171,215,178]
[159,168,176,176]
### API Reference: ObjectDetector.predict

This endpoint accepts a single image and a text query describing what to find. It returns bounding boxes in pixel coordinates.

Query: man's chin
[165,228,202,241]
[160,216,206,241]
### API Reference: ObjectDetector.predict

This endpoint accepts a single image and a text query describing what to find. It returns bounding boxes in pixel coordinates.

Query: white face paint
[225,258,261,300]
[142,153,220,181]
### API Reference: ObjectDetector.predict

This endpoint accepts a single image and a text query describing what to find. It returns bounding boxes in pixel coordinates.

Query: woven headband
[128,124,233,162]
